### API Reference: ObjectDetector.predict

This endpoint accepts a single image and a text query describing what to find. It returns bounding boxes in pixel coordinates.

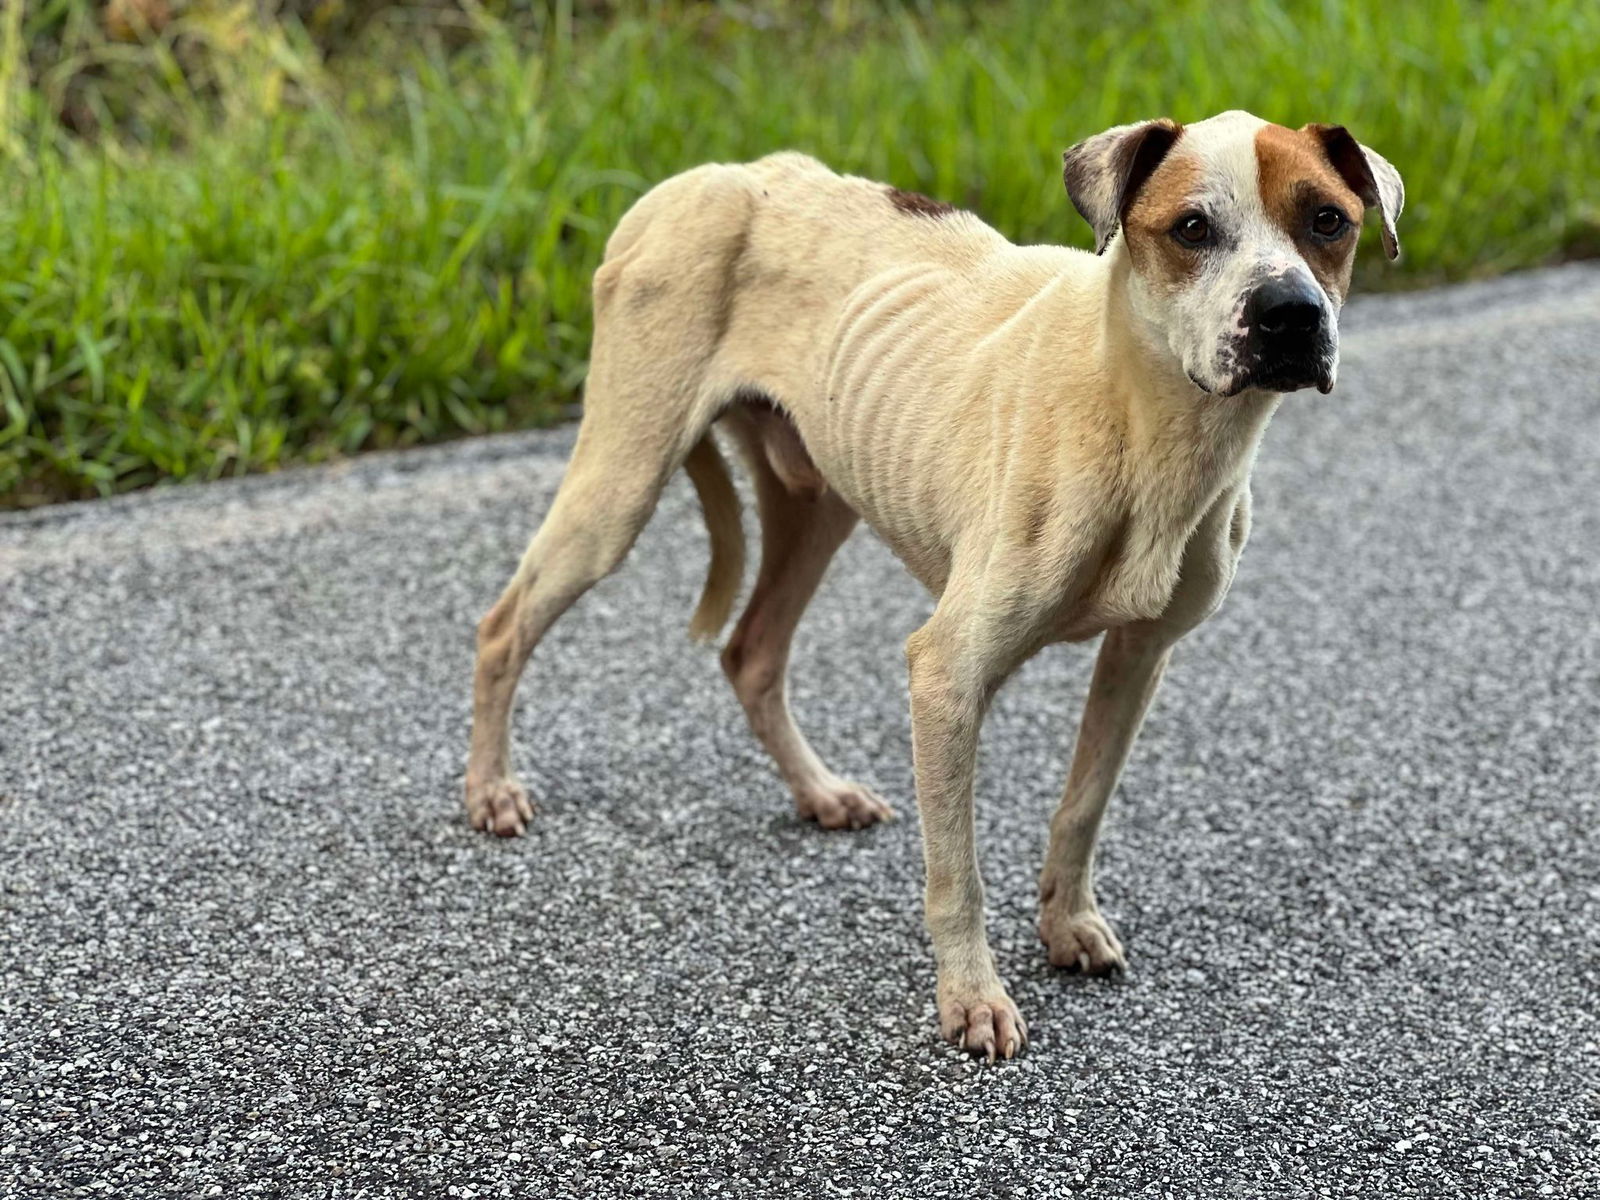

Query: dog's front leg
[906,613,1027,1061]
[1038,626,1174,975]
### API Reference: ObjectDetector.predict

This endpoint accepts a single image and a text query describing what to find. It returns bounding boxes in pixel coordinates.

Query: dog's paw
[1039,903,1126,976]
[937,982,1028,1062]
[795,778,894,831]
[464,777,534,837]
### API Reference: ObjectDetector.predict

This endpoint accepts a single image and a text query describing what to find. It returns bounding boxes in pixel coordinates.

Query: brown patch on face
[1117,152,1206,292]
[886,186,956,218]
[1254,124,1364,302]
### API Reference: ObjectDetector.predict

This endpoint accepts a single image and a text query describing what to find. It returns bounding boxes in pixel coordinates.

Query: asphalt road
[3,265,1599,1198]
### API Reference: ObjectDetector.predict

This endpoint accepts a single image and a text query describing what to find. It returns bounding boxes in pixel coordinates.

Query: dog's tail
[683,434,745,642]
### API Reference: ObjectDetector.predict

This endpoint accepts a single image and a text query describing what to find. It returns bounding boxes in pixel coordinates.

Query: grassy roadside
[3,0,1598,508]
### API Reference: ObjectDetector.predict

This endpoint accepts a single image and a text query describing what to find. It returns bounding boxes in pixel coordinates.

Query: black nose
[1248,277,1324,339]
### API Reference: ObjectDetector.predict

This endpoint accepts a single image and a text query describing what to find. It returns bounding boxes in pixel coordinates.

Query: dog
[463,109,1403,1060]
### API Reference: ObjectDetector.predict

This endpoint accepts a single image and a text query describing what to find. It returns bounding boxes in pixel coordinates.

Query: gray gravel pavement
[3,265,1600,1197]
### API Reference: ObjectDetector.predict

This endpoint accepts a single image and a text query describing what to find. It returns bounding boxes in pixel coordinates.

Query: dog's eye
[1172,214,1210,246]
[1311,206,1348,238]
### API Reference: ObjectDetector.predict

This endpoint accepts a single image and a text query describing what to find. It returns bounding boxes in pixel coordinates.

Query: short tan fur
[463,109,1404,1059]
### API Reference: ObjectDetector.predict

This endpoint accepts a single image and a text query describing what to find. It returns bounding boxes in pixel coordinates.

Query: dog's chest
[1049,530,1188,641]
[1047,486,1248,643]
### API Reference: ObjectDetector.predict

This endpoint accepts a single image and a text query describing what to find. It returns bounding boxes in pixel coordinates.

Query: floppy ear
[1061,118,1183,254]
[1306,124,1405,260]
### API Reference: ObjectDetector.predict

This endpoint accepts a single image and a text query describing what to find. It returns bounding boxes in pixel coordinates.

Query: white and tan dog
[464,109,1403,1060]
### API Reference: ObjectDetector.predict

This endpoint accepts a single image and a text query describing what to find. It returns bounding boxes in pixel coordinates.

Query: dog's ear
[1305,124,1405,260]
[1061,118,1183,254]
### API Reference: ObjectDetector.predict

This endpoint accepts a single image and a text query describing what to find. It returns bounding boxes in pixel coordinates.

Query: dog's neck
[1092,243,1281,497]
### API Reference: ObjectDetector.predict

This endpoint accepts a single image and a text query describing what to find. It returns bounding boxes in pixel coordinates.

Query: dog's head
[1062,109,1404,397]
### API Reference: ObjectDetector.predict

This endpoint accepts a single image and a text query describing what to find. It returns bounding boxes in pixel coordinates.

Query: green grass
[2,0,1598,507]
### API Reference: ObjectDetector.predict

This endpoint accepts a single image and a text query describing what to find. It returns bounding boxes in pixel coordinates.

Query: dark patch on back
[886,186,956,219]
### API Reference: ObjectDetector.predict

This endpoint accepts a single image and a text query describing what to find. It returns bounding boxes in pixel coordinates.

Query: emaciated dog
[463,110,1404,1059]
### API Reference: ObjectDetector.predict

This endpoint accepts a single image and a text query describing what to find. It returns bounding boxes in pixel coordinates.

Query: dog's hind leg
[719,412,891,830]
[464,412,691,835]
[463,164,766,835]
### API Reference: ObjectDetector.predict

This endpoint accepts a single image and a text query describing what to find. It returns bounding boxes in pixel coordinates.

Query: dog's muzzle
[1234,276,1336,395]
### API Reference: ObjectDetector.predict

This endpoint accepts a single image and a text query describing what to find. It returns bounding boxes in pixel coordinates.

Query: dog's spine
[683,434,745,642]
